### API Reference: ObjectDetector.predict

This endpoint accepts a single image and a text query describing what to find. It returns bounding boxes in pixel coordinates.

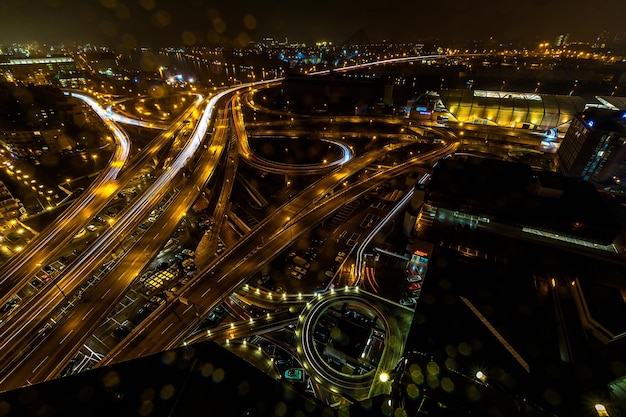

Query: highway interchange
[0,59,549,402]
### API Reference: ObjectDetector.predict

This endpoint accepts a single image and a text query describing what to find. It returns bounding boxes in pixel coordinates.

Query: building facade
[557,109,626,183]
[0,181,25,227]
[438,89,586,130]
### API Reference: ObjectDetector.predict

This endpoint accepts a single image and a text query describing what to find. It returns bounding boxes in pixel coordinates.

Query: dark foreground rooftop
[0,340,336,417]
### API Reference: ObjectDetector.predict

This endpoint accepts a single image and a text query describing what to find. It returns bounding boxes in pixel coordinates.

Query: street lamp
[475,370,487,383]
[595,404,609,416]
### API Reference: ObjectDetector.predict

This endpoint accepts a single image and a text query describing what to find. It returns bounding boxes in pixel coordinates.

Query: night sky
[0,0,624,48]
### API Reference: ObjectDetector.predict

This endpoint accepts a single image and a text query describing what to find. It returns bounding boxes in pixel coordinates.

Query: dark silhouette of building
[557,108,626,184]
[422,155,621,246]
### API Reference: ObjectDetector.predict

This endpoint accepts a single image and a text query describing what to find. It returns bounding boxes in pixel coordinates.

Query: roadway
[0,92,131,312]
[0,81,280,391]
[98,138,457,366]
[0,92,213,390]
[0,62,456,394]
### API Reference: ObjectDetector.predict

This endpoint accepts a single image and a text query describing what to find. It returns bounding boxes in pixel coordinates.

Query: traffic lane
[103,141,458,363]
[104,160,407,362]
[0,98,226,387]
[0,96,202,324]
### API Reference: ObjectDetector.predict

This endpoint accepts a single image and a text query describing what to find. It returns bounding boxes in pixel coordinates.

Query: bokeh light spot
[394,407,408,417]
[275,401,287,416]
[121,33,138,50]
[115,3,130,20]
[99,0,117,8]
[140,388,155,402]
[427,374,440,389]
[102,371,120,389]
[160,384,175,400]
[161,350,177,366]
[139,0,155,10]
[304,398,317,413]
[441,377,455,392]
[99,20,117,37]
[406,383,420,399]
[138,400,153,416]
[235,32,251,48]
[151,10,171,28]
[0,400,10,417]
[426,361,440,376]
[182,30,196,45]
[458,342,472,356]
[212,18,226,34]
[238,381,250,396]
[212,367,225,383]
[466,385,481,401]
[200,362,214,377]
[243,14,257,30]
[444,357,458,371]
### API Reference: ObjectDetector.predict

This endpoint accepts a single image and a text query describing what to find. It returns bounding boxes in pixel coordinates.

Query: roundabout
[295,287,409,401]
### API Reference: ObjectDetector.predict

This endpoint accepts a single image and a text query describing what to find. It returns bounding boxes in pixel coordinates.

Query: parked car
[406,275,422,283]
[399,298,417,306]
[112,320,136,340]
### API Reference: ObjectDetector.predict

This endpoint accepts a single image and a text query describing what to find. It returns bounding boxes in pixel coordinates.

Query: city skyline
[0,0,625,49]
[0,4,625,415]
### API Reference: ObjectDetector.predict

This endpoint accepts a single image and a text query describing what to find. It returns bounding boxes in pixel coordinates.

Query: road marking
[92,334,110,350]
[183,305,193,315]
[82,308,93,321]
[201,287,212,297]
[32,356,49,373]
[101,288,111,299]
[59,329,74,345]
[161,322,174,335]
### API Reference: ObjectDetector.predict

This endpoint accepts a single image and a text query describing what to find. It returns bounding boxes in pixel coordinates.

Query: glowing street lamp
[475,370,487,382]
[595,404,609,417]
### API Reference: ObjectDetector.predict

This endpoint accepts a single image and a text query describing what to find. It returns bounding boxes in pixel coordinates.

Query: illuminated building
[557,108,626,183]
[438,89,586,130]
[555,33,570,47]
[0,56,83,87]
[0,181,25,227]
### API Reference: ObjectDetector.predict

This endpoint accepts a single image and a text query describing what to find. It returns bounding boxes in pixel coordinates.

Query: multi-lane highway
[0,92,208,388]
[0,58,460,397]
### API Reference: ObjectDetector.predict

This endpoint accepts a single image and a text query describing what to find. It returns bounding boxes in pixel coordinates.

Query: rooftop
[426,156,621,245]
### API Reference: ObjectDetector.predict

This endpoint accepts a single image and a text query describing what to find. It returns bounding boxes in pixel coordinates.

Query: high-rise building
[557,108,626,184]
[555,33,570,47]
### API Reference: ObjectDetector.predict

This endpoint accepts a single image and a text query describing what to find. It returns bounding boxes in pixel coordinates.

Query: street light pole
[54,280,72,306]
